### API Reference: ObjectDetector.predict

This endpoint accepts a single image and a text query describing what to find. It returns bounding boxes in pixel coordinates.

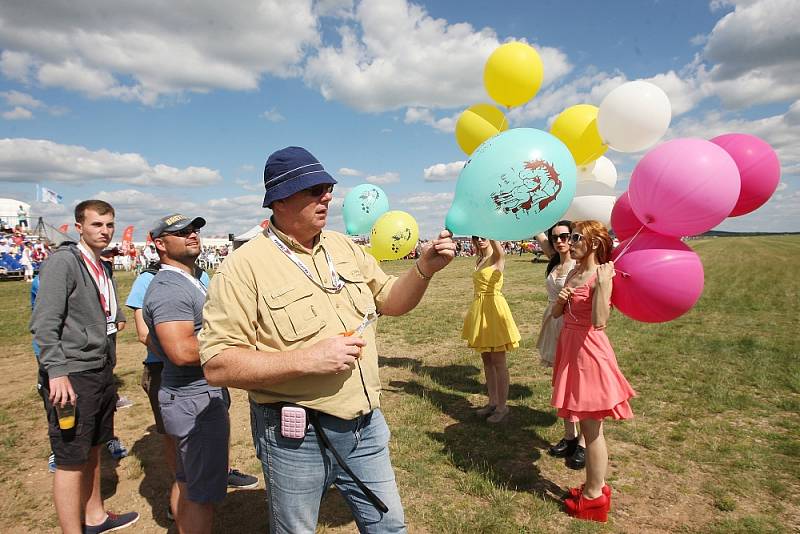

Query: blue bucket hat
[262,146,337,208]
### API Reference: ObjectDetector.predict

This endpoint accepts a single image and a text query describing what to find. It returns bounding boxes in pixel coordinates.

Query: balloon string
[613,224,646,263]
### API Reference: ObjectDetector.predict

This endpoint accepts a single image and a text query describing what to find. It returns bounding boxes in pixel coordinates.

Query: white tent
[233,223,267,249]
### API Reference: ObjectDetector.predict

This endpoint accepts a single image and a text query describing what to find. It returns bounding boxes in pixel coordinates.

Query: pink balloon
[610,191,644,240]
[611,231,704,323]
[629,138,740,237]
[710,133,781,217]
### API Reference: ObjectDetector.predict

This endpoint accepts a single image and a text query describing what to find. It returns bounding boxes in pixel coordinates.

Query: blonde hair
[573,220,612,264]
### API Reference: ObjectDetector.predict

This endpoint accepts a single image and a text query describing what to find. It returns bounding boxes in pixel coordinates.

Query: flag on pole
[40,186,63,204]
[121,225,134,252]
[58,224,69,233]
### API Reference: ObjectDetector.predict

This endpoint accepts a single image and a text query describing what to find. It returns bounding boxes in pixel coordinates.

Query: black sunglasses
[307,184,334,197]
[163,226,199,238]
[552,232,570,242]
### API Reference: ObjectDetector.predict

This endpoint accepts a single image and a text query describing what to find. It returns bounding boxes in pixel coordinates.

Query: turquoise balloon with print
[343,183,390,235]
[445,128,577,240]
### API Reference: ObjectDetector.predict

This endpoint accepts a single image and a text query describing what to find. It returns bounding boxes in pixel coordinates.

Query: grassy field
[0,235,798,533]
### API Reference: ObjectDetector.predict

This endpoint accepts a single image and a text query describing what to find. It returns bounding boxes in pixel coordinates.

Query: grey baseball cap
[149,213,206,238]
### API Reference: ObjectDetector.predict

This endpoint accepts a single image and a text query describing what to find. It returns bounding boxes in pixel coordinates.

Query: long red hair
[573,220,613,264]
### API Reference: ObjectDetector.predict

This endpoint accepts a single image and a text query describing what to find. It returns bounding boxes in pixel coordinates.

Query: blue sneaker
[84,511,139,533]
[48,453,56,473]
[106,438,128,460]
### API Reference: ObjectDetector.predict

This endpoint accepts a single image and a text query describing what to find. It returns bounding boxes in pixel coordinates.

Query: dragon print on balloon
[359,188,381,214]
[390,228,413,254]
[490,159,563,218]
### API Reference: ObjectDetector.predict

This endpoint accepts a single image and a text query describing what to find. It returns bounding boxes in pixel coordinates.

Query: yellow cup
[56,403,75,430]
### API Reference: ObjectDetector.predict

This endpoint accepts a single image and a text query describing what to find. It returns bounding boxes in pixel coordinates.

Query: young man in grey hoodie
[31,199,138,534]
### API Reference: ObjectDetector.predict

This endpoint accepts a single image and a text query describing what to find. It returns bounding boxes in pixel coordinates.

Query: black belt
[264,403,388,514]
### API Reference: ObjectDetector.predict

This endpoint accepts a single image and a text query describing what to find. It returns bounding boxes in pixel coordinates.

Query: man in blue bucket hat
[199,146,456,533]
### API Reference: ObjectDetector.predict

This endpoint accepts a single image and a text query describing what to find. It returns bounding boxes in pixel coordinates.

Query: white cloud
[261,108,285,122]
[365,171,399,184]
[1,90,43,108]
[84,189,272,238]
[0,50,35,82]
[395,191,454,238]
[0,89,68,119]
[701,0,800,108]
[338,167,364,176]
[403,107,459,132]
[689,33,708,46]
[315,0,355,18]
[235,178,263,192]
[0,138,223,186]
[304,0,571,112]
[2,106,33,120]
[423,161,465,182]
[509,70,626,124]
[0,0,320,104]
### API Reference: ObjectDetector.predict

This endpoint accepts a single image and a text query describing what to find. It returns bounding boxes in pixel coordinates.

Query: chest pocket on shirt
[336,261,376,315]
[263,286,326,343]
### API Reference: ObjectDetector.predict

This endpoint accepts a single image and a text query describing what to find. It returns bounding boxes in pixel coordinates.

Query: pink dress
[550,274,635,422]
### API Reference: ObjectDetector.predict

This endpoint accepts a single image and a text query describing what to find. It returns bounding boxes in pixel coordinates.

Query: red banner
[58,224,69,233]
[121,225,134,252]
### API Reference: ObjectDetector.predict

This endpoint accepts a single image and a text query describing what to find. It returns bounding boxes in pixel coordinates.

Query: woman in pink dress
[551,220,635,522]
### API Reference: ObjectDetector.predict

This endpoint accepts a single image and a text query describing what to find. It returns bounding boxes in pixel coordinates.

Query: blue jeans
[250,402,406,534]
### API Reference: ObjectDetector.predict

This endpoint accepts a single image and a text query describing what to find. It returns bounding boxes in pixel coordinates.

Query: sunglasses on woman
[306,183,334,197]
[569,233,584,243]
[552,232,570,242]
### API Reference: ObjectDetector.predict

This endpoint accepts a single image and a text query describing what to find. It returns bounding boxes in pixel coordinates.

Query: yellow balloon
[370,211,419,261]
[549,104,608,166]
[483,42,544,108]
[455,104,509,155]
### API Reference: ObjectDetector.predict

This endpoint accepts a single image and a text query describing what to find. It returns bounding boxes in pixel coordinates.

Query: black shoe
[548,438,578,458]
[566,445,586,469]
[227,468,259,489]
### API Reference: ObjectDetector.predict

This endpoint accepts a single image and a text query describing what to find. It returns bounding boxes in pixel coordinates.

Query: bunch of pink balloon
[609,133,780,323]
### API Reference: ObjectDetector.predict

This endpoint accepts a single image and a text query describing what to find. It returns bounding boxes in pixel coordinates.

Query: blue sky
[1,0,798,240]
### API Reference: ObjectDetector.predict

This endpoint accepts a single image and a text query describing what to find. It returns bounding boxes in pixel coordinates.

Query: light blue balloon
[343,184,390,235]
[446,128,577,240]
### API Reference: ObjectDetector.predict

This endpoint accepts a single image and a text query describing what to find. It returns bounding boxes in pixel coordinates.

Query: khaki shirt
[198,225,397,419]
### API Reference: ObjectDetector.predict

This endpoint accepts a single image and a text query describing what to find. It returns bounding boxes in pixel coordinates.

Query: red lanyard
[81,251,111,317]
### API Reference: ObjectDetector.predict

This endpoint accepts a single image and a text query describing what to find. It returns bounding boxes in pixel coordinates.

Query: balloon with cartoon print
[343,184,390,235]
[446,128,577,241]
[370,211,419,261]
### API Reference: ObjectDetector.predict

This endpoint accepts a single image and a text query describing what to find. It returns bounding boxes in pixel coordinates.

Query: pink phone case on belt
[280,406,307,439]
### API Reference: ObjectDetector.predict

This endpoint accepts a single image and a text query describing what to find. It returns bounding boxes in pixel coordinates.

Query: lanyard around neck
[267,227,344,293]
[160,264,207,296]
[78,243,111,317]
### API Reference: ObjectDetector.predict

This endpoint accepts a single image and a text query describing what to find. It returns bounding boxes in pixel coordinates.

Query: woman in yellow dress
[462,237,521,423]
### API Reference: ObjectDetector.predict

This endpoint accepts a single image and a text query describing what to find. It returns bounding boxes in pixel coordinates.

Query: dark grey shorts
[158,388,230,503]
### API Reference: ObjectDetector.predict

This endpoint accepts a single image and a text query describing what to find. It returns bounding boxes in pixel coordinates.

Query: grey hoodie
[30,244,125,378]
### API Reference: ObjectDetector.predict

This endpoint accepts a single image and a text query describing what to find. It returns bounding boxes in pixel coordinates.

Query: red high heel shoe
[566,483,612,506]
[564,491,610,522]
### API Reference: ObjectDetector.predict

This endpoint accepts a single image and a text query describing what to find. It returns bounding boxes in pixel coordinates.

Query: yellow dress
[461,266,521,353]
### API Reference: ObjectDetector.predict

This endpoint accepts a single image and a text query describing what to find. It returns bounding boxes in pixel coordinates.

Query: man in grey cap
[143,213,230,534]
[199,146,457,533]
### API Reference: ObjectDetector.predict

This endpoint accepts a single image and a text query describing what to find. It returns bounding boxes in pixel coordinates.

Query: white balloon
[598,81,671,153]
[575,182,616,197]
[577,156,617,189]
[577,159,596,176]
[564,188,617,226]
